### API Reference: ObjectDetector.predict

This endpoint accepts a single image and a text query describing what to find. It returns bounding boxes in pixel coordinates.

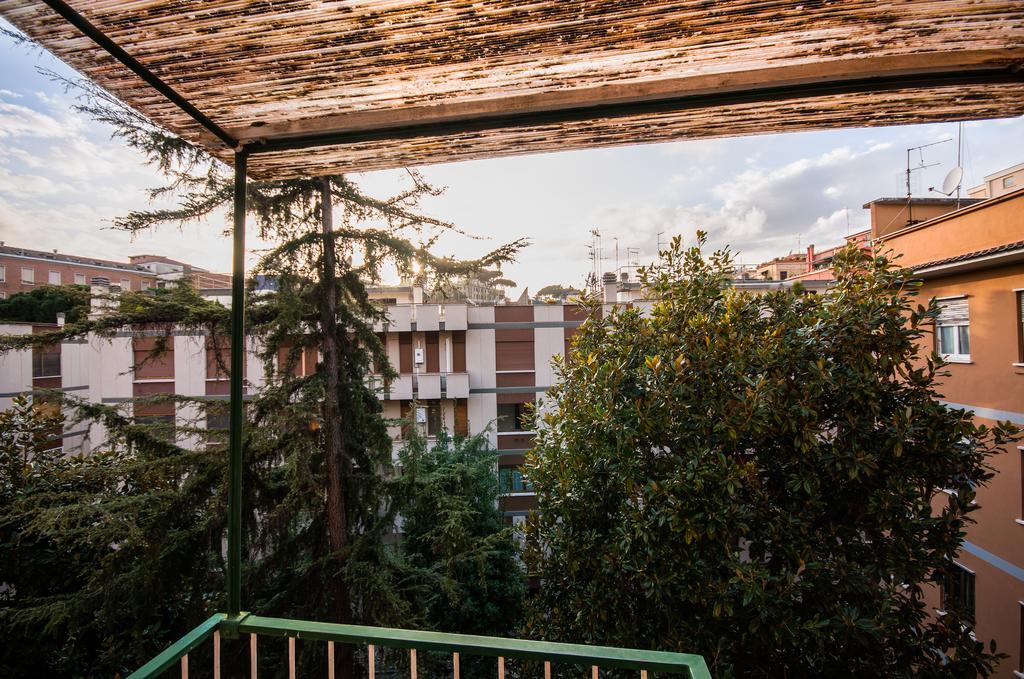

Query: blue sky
[2,22,1023,295]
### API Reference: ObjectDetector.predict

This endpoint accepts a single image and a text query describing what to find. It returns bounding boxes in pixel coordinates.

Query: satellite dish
[941,166,963,195]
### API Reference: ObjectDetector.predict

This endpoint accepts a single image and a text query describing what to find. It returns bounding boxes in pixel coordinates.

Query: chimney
[806,245,815,272]
[602,272,617,304]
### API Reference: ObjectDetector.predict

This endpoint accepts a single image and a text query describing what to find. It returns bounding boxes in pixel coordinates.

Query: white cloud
[0,100,66,138]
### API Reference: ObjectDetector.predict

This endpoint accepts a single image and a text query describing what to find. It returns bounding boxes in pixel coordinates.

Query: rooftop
[0,243,152,274]
[862,197,986,208]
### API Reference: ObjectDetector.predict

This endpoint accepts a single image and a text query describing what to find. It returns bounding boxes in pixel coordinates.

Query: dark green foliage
[396,429,526,678]
[398,429,525,634]
[0,59,527,678]
[0,397,225,678]
[524,235,1019,678]
[0,284,90,324]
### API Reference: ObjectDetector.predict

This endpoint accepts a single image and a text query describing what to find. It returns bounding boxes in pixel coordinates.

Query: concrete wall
[533,305,564,388]
[0,323,32,412]
[86,334,132,450]
[466,306,496,390]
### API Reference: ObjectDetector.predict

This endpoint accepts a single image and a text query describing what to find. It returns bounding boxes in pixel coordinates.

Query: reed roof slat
[2,0,1022,178]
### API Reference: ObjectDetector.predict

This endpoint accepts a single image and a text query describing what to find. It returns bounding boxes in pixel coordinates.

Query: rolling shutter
[936,297,968,324]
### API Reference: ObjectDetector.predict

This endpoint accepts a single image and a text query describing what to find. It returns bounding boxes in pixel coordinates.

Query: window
[941,563,976,619]
[497,402,533,432]
[1004,175,1017,189]
[0,265,5,282]
[121,278,131,291]
[21,267,34,284]
[425,403,442,436]
[47,270,60,284]
[1017,291,1024,364]
[141,280,150,291]
[936,297,970,362]
[133,336,175,380]
[32,345,61,378]
[499,466,532,493]
[1018,601,1024,676]
[779,270,788,280]
[74,273,86,285]
[205,409,230,449]
[134,413,176,441]
[207,410,230,432]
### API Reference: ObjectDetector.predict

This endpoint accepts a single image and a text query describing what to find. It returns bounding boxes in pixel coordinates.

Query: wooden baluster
[213,631,221,679]
[641,671,648,679]
[327,641,335,679]
[181,654,188,679]
[544,660,551,679]
[250,634,258,679]
[592,666,598,679]
[498,656,505,679]
[410,648,418,679]
[453,651,460,679]
[368,644,375,679]
[288,637,296,679]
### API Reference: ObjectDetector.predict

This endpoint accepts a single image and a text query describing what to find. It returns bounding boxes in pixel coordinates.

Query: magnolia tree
[524,235,1018,678]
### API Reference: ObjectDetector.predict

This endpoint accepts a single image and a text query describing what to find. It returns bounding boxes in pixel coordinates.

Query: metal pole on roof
[227,150,248,616]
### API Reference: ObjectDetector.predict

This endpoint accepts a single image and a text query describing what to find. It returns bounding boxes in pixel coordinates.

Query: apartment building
[968,162,1024,200]
[0,244,228,299]
[0,279,597,520]
[754,253,807,281]
[873,184,1024,677]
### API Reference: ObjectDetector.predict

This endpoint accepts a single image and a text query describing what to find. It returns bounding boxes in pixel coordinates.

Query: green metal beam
[125,614,225,679]
[227,151,248,615]
[237,615,712,678]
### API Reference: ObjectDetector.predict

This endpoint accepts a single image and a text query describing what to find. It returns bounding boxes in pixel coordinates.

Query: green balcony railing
[126,613,712,679]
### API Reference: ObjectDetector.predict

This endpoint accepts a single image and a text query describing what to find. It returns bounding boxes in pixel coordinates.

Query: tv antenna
[929,122,964,207]
[905,138,951,224]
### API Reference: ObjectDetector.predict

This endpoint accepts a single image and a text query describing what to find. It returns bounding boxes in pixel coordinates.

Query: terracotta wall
[877,189,1024,266]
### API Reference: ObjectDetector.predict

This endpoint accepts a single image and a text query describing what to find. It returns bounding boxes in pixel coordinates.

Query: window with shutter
[935,297,970,362]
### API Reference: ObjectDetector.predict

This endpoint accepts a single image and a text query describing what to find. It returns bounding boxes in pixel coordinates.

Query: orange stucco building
[875,187,1024,677]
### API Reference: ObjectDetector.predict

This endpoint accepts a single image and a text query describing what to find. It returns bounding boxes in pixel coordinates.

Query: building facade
[0,244,228,300]
[876,186,1024,677]
[968,162,1024,200]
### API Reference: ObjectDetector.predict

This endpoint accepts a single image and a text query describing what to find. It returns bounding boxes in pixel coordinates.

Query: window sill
[1013,671,1024,679]
[1012,363,1024,368]
[1015,519,1024,527]
[941,356,972,364]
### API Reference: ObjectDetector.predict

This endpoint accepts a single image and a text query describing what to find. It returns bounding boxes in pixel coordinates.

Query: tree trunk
[319,177,354,679]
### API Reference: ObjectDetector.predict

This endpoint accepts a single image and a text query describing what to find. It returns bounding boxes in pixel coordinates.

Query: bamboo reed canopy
[2,1,1023,179]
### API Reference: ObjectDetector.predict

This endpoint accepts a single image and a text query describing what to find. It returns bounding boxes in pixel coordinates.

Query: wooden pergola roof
[2,1,1023,179]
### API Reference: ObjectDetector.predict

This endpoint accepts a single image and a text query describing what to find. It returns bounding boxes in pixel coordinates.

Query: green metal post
[227,150,248,616]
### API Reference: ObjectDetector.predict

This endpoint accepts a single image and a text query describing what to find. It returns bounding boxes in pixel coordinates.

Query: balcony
[415,304,440,331]
[442,305,468,331]
[444,372,470,399]
[374,305,413,333]
[127,613,711,679]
